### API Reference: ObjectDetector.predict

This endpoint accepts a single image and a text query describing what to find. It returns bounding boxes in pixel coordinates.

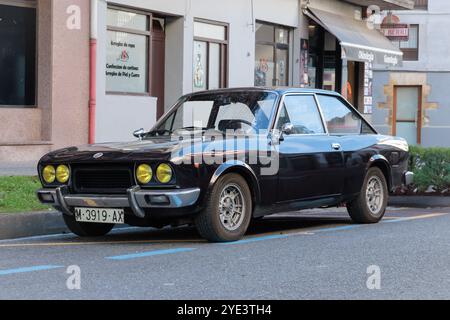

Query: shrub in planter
[408,146,450,194]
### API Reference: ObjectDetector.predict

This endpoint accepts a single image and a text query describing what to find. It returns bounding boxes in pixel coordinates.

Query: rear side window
[317,95,363,135]
[277,95,325,134]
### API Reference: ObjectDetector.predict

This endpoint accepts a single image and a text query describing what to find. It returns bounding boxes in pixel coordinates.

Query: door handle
[332,143,342,151]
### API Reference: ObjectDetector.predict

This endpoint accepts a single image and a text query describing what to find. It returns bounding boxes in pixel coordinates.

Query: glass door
[394,86,421,145]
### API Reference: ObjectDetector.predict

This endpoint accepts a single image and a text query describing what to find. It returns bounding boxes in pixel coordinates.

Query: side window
[317,95,363,135]
[277,95,325,134]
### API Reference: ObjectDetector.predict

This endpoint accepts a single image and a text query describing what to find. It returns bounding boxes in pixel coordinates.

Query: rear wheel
[195,173,252,242]
[347,167,388,224]
[63,214,115,237]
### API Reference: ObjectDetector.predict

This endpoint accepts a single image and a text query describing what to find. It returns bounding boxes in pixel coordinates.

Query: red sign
[381,23,409,41]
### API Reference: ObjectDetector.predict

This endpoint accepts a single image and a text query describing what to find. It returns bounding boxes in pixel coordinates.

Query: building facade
[372,0,450,147]
[0,0,90,162]
[0,0,413,163]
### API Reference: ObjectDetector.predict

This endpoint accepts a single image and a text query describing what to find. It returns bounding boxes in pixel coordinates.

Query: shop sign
[300,39,309,87]
[106,31,147,93]
[363,62,373,114]
[381,23,409,41]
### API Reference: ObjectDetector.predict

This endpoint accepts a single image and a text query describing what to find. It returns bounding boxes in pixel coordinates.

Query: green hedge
[409,146,450,192]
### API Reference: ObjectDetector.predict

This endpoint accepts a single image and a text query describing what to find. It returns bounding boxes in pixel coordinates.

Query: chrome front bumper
[37,186,201,218]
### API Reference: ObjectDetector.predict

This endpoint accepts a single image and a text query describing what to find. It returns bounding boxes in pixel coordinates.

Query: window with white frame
[106,7,150,94]
[193,20,228,92]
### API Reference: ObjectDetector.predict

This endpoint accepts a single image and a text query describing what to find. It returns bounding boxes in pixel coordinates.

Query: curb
[0,211,68,240]
[389,196,450,208]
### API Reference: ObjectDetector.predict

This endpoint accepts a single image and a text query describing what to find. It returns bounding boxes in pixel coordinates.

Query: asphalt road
[0,207,449,300]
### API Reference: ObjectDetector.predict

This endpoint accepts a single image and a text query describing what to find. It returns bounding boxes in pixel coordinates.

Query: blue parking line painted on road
[0,265,63,276]
[106,248,196,260]
[220,234,289,245]
[383,218,412,223]
[314,225,360,233]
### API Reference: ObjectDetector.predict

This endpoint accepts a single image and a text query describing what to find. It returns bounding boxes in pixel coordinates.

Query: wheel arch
[208,161,261,211]
[367,155,392,192]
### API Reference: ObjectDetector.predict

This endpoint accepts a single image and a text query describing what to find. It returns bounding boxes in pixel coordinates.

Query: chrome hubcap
[366,176,384,215]
[219,184,245,231]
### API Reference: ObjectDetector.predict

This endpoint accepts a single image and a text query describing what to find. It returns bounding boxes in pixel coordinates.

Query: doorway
[151,17,166,119]
[393,86,422,145]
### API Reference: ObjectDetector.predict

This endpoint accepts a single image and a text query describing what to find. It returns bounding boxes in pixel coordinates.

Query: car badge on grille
[93,153,104,159]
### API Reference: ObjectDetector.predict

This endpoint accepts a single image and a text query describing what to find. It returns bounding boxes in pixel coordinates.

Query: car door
[316,94,378,196]
[276,94,345,202]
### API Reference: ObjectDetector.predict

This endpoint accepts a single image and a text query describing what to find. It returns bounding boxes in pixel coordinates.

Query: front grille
[73,166,134,194]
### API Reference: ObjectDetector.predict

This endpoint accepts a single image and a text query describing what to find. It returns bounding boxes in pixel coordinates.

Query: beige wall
[50,0,90,150]
[0,0,90,161]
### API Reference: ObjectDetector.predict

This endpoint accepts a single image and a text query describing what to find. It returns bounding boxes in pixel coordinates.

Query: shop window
[307,22,341,93]
[255,22,290,87]
[193,20,228,92]
[0,4,36,107]
[106,8,151,94]
[392,25,419,61]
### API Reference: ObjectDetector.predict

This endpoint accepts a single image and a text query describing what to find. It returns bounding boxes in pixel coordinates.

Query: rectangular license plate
[74,208,125,224]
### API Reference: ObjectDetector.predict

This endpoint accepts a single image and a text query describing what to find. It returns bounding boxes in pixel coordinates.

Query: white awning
[305,8,403,67]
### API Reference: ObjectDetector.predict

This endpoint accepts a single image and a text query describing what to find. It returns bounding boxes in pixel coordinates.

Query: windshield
[148,91,278,137]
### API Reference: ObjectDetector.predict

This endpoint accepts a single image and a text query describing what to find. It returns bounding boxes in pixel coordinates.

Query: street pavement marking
[0,239,206,248]
[220,234,290,245]
[105,248,196,260]
[0,213,447,249]
[0,227,140,244]
[0,265,63,276]
[219,213,449,246]
[382,213,447,223]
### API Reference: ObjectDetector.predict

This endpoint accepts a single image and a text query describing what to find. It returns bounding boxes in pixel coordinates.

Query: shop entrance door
[394,86,422,145]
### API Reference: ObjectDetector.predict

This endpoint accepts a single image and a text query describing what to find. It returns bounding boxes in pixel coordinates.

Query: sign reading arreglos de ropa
[106,31,147,93]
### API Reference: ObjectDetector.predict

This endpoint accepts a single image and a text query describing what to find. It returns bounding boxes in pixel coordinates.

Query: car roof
[187,87,342,97]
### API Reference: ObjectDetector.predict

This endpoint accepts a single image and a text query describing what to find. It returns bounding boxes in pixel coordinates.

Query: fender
[208,160,261,206]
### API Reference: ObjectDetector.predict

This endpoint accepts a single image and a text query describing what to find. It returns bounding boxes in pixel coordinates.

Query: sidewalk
[0,161,38,177]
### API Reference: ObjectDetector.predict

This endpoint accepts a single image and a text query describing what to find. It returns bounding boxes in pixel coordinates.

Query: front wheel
[195,173,252,242]
[347,167,388,224]
[63,214,115,237]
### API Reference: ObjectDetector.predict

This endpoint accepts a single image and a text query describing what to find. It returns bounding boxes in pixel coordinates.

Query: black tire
[347,167,388,224]
[63,214,115,237]
[195,173,252,242]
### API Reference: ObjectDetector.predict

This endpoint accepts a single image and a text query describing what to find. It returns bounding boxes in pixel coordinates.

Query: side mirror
[281,123,295,136]
[133,128,146,140]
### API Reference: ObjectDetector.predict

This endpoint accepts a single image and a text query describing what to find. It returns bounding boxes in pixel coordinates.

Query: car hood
[40,137,196,164]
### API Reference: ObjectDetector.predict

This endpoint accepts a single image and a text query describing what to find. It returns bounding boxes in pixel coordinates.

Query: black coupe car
[37,88,413,242]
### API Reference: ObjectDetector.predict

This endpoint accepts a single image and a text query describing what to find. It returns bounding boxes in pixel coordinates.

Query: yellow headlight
[56,165,70,183]
[156,163,173,184]
[136,164,153,185]
[42,165,56,184]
